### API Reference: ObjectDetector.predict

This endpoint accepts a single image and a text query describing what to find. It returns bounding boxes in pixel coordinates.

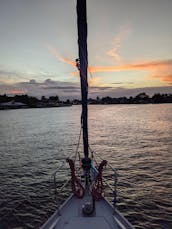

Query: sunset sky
[0,0,172,99]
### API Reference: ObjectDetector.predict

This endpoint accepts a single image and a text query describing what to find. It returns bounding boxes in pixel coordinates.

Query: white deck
[41,193,134,229]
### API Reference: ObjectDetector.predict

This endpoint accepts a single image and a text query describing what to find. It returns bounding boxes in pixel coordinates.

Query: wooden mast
[77,0,89,158]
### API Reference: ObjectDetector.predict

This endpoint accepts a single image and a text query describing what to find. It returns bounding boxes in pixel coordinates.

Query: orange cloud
[46,44,172,84]
[8,89,26,95]
[59,57,76,67]
[46,44,76,67]
[72,59,172,83]
[150,75,172,82]
[147,62,172,82]
[88,60,172,73]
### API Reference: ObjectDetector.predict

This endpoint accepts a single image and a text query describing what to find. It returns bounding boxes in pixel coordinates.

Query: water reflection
[0,104,172,228]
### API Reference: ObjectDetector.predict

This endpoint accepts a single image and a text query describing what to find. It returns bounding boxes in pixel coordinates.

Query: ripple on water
[0,104,172,228]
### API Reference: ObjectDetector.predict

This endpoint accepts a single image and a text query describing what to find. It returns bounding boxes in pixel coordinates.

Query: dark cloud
[0,77,172,99]
[44,78,56,84]
[0,78,80,98]
[0,68,66,84]
[44,86,80,90]
[29,79,37,84]
[63,89,80,93]
[89,86,172,98]
[90,86,113,90]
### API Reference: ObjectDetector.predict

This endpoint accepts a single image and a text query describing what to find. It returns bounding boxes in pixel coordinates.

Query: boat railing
[53,160,71,204]
[53,144,83,202]
[91,149,118,209]
[53,147,118,211]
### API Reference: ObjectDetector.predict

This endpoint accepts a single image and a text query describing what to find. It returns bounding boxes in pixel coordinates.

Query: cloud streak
[46,44,172,84]
[106,27,131,63]
[73,59,172,83]
[46,44,76,67]
[88,59,172,73]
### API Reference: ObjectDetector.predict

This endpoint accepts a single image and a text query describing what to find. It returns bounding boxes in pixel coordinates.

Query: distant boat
[36,102,72,108]
[41,0,134,228]
[0,100,28,110]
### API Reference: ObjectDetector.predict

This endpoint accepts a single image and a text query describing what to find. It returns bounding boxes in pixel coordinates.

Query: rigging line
[53,161,65,182]
[55,125,82,166]
[88,145,117,173]
[92,154,99,168]
[74,126,82,162]
[54,130,82,187]
[54,179,70,196]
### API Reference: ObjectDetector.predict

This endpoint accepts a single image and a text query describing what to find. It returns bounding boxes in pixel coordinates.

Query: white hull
[41,193,134,229]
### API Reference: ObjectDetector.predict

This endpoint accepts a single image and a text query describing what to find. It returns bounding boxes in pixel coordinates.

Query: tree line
[0,93,172,107]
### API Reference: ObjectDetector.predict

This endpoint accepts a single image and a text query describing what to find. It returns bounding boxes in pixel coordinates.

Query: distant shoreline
[0,92,172,110]
[1,102,172,111]
[0,103,72,110]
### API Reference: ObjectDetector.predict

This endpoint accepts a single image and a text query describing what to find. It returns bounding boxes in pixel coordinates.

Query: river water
[0,104,172,229]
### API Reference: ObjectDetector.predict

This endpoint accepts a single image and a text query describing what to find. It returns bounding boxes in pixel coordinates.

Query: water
[0,104,172,229]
